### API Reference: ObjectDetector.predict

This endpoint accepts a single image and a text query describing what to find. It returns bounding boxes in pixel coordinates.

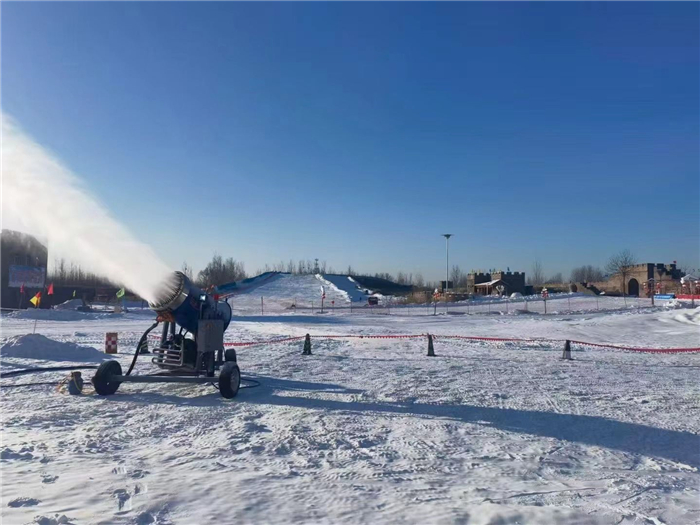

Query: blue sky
[4,2,699,281]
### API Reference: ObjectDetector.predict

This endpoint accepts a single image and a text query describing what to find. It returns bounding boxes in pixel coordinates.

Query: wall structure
[1,229,48,309]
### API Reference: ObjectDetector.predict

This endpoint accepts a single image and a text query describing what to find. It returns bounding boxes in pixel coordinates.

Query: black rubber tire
[92,360,122,396]
[219,362,240,399]
[224,349,237,362]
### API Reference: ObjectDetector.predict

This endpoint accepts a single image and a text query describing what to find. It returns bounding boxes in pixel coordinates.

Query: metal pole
[443,234,452,314]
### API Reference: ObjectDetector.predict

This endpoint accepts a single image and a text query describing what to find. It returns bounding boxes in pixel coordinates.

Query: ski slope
[227,273,366,315]
[316,274,369,303]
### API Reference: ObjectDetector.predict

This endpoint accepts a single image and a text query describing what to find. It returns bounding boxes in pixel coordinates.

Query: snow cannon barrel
[149,271,232,334]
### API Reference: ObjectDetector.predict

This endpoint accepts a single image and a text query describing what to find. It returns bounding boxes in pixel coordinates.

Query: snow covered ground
[1,295,699,525]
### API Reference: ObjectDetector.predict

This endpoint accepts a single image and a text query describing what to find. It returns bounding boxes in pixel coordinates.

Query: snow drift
[6,309,101,322]
[674,306,700,326]
[0,334,107,362]
[54,299,85,311]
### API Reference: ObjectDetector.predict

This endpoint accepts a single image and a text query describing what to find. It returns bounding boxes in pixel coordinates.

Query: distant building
[587,262,684,296]
[1,230,48,309]
[467,270,526,296]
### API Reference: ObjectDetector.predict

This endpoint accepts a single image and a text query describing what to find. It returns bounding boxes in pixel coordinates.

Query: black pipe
[126,321,160,377]
[0,365,99,379]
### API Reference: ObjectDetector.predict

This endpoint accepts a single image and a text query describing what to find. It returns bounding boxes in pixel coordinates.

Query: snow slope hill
[317,274,369,302]
[217,271,282,298]
[227,273,359,314]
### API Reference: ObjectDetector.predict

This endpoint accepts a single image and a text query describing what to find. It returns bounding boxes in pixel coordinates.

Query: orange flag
[29,292,42,307]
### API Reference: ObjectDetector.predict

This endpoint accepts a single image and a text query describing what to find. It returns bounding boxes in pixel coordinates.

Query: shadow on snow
[100,375,700,469]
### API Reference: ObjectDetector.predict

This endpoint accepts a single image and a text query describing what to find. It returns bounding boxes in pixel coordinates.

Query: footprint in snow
[32,514,75,525]
[244,422,271,433]
[113,489,131,511]
[134,512,155,525]
[1,447,34,461]
[8,497,40,507]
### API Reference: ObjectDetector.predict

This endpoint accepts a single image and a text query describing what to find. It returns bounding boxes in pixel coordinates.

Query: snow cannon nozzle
[149,271,231,334]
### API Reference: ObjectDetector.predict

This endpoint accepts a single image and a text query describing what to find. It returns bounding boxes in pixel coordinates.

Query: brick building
[467,270,526,296]
[589,262,684,296]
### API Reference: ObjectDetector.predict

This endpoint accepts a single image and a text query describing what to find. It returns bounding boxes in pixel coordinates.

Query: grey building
[1,230,48,309]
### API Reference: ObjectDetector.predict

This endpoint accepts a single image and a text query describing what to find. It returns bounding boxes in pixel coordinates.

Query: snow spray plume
[2,114,171,302]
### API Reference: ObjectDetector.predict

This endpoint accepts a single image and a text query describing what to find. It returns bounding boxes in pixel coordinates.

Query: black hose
[209,377,262,391]
[0,365,99,379]
[241,377,262,389]
[0,381,61,389]
[126,321,160,376]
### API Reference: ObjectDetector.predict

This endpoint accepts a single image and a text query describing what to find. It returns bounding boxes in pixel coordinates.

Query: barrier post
[302,334,312,355]
[105,332,118,354]
[427,334,435,357]
[562,340,572,360]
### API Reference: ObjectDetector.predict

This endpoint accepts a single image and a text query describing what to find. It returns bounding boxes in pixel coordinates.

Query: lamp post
[443,234,452,313]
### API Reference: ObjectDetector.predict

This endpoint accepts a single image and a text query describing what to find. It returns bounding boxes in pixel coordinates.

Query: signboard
[8,265,46,288]
[653,294,675,300]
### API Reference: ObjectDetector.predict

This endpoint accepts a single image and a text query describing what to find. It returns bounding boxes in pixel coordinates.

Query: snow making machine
[92,271,241,398]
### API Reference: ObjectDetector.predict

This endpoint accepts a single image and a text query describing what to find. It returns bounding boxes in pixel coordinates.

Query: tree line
[48,249,650,296]
[48,258,116,288]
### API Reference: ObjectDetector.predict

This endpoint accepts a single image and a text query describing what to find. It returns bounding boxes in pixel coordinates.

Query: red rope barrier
[223,336,306,348]
[139,332,699,354]
[568,340,700,354]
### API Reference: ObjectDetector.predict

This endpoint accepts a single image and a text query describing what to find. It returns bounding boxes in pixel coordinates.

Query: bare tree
[571,265,604,283]
[48,258,114,287]
[677,263,697,277]
[414,273,425,288]
[450,265,468,289]
[197,254,246,288]
[529,260,544,286]
[545,272,564,284]
[450,265,461,289]
[181,262,193,280]
[606,249,636,295]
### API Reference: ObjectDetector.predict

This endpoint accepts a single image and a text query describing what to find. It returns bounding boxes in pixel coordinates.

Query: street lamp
[443,234,452,312]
